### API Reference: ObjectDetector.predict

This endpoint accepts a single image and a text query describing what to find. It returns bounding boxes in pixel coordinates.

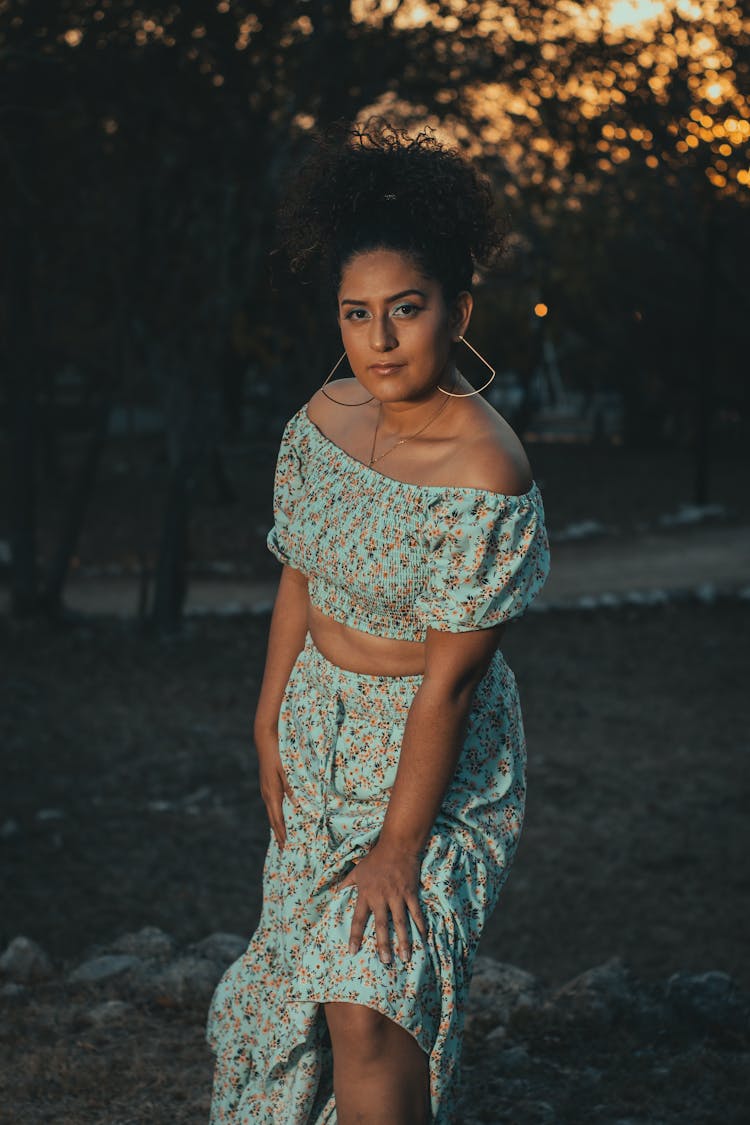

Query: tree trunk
[6,213,39,617]
[209,445,237,504]
[42,393,111,617]
[692,216,716,506]
[151,460,190,634]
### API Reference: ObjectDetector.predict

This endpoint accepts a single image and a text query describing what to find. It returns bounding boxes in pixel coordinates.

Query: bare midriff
[308,601,506,677]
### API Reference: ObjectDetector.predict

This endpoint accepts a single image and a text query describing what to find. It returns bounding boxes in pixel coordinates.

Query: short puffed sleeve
[414,484,551,632]
[266,409,308,568]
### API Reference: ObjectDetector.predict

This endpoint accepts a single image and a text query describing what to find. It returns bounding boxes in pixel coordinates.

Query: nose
[369,311,398,353]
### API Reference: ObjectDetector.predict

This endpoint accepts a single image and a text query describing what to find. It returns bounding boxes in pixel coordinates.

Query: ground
[2,599,748,991]
[1,426,749,1122]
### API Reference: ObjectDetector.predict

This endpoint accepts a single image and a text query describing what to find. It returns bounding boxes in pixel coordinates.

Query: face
[336,247,472,405]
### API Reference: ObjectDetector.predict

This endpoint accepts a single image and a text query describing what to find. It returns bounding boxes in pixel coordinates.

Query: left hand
[337,840,429,965]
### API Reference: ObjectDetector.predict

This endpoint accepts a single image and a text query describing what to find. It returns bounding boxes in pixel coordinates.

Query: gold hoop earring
[438,336,496,398]
[320,351,374,406]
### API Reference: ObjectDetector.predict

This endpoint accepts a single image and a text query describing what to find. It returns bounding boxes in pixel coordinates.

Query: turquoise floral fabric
[205,401,552,1123]
[207,636,528,1124]
[266,405,551,640]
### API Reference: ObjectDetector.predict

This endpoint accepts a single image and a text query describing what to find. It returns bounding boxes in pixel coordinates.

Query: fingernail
[400,947,409,962]
[380,952,391,965]
[348,942,357,956]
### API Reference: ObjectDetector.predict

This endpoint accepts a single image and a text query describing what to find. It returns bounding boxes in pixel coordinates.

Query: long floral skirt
[205,632,528,1124]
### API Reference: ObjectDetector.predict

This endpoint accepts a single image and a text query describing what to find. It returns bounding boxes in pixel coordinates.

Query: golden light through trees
[493,2,746,200]
[608,1,667,28]
[13,1,749,211]
[349,2,749,205]
[44,1,750,205]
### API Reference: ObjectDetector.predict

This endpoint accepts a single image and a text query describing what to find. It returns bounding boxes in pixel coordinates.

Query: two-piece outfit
[205,402,551,1124]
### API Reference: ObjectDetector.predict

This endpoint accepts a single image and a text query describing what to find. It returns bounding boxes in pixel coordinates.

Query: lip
[369,363,404,374]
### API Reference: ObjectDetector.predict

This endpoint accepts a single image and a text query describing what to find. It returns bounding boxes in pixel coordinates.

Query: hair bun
[277,116,509,298]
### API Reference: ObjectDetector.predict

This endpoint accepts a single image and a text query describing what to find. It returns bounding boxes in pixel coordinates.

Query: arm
[338,624,504,963]
[253,564,309,849]
[378,626,503,854]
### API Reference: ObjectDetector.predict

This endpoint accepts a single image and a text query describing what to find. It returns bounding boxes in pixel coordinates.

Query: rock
[109,926,175,961]
[86,999,134,1026]
[664,970,750,1033]
[149,956,225,1005]
[513,1100,556,1124]
[0,936,54,983]
[492,1045,531,1073]
[610,1119,659,1125]
[549,957,637,1027]
[188,932,248,966]
[68,954,142,984]
[0,981,26,998]
[467,957,544,1031]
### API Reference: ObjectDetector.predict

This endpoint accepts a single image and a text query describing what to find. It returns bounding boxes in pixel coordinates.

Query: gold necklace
[368,394,451,467]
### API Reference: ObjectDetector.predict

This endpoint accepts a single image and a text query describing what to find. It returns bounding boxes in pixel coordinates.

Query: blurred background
[1,2,749,1116]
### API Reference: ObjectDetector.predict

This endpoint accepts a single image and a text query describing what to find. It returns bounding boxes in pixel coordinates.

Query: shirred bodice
[266,404,551,642]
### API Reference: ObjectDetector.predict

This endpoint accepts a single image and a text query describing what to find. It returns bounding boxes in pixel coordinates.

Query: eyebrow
[340,289,428,306]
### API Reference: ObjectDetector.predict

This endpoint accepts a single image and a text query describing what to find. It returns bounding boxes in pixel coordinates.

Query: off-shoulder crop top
[266,404,551,642]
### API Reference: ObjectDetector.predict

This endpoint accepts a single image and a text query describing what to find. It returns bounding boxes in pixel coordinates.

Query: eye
[392,303,421,317]
[344,308,369,320]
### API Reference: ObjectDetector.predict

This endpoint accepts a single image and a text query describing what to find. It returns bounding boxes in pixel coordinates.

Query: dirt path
[2,522,747,617]
[543,522,750,602]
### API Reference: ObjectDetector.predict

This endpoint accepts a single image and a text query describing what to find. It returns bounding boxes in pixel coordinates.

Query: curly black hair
[277,117,509,302]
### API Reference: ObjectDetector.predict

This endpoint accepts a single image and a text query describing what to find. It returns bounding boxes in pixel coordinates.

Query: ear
[450,290,473,340]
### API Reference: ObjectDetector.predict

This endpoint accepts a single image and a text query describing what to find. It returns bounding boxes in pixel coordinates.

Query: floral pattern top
[266,404,551,641]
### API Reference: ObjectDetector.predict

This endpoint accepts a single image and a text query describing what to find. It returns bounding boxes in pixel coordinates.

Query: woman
[205,119,551,1125]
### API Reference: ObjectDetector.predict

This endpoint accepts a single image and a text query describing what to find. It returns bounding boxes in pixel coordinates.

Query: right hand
[256,731,295,850]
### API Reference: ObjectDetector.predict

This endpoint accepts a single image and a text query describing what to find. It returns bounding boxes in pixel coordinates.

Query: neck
[376,365,457,434]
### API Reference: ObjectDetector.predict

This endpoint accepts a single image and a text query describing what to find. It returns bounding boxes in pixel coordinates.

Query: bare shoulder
[447,403,534,496]
[307,379,367,429]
